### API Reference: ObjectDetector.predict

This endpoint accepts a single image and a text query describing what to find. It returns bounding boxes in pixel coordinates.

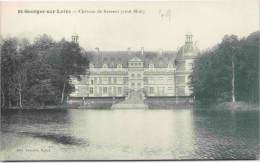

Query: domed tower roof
[177,33,199,59]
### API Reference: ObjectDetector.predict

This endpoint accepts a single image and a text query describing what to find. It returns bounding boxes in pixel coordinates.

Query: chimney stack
[95,47,100,54]
[128,47,131,55]
[159,48,163,56]
[95,47,102,64]
[141,47,144,56]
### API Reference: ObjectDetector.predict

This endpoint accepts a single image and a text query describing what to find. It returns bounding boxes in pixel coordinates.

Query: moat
[1,107,259,160]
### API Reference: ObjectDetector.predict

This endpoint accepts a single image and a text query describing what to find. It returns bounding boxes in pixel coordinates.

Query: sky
[0,0,259,51]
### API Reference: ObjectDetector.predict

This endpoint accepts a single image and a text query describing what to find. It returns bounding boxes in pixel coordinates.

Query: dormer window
[103,64,108,68]
[117,64,122,68]
[110,63,115,68]
[149,63,154,68]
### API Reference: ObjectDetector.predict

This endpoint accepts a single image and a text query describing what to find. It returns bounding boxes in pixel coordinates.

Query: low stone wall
[145,97,193,109]
[68,96,193,109]
[67,97,125,109]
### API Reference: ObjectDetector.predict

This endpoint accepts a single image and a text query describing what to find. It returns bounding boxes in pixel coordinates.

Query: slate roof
[86,50,178,68]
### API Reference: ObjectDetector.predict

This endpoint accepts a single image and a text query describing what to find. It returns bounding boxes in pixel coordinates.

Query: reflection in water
[192,111,259,159]
[1,108,259,160]
[18,131,87,146]
[68,109,195,159]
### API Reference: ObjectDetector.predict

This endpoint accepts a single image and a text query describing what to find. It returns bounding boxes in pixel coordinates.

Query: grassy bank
[195,101,259,112]
[2,105,76,110]
[214,102,259,112]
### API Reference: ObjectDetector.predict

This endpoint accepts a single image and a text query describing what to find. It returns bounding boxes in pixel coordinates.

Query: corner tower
[175,33,199,96]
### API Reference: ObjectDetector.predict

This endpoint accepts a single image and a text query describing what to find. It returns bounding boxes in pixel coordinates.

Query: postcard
[0,0,259,161]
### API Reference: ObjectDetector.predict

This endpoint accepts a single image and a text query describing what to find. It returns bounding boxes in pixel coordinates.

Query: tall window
[99,87,102,95]
[108,87,112,95]
[144,77,148,84]
[189,63,194,70]
[149,87,154,94]
[176,76,185,84]
[113,77,117,84]
[103,87,107,94]
[118,87,122,95]
[90,87,94,94]
[123,77,128,84]
[91,79,94,85]
[113,86,116,95]
[108,77,112,84]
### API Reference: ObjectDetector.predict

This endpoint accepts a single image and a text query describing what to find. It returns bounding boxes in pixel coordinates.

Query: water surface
[1,108,259,160]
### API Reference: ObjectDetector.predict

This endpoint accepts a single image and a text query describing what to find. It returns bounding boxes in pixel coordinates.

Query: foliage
[1,34,88,108]
[190,31,259,104]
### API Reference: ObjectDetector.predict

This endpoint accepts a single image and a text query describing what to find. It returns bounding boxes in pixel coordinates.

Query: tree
[1,35,89,108]
[1,38,19,108]
[221,35,239,102]
[10,64,27,108]
[56,41,88,104]
[190,31,259,104]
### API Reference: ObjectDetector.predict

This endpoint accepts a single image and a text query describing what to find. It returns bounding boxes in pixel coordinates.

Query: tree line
[190,31,259,104]
[1,34,88,108]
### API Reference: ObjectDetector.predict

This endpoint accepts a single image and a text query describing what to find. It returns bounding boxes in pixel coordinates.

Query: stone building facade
[70,33,199,98]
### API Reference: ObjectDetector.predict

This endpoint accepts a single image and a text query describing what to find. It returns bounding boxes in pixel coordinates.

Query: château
[70,33,199,99]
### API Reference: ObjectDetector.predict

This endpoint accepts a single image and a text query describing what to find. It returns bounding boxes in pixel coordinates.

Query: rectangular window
[108,77,112,84]
[176,86,185,96]
[168,87,173,90]
[149,77,154,84]
[99,77,102,84]
[108,87,112,95]
[99,87,102,95]
[103,77,108,84]
[177,61,185,71]
[176,76,185,84]
[94,77,97,84]
[168,77,173,81]
[90,87,94,94]
[103,87,107,94]
[91,79,94,85]
[123,77,128,84]
[113,86,116,95]
[113,77,117,84]
[118,87,122,95]
[144,77,148,84]
[150,87,154,94]
[189,63,194,70]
